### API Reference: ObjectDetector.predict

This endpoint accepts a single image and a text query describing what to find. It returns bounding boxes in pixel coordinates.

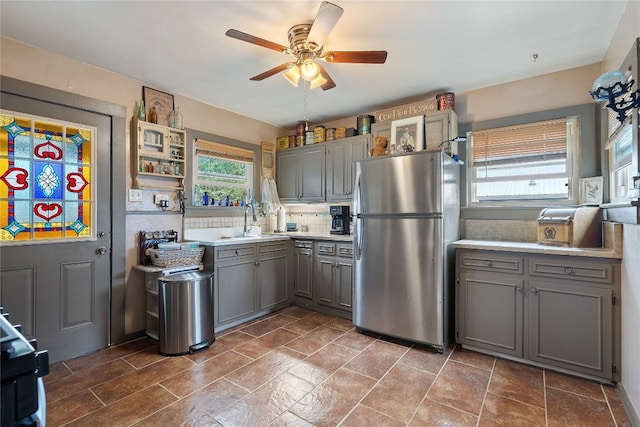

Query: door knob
[96,246,108,254]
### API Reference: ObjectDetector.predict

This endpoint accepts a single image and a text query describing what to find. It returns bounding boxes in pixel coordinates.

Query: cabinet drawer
[294,240,312,249]
[215,244,255,261]
[258,241,288,254]
[337,244,353,258]
[528,257,614,284]
[316,242,336,255]
[458,251,524,275]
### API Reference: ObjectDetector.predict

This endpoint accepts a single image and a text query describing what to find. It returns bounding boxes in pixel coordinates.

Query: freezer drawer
[353,217,445,347]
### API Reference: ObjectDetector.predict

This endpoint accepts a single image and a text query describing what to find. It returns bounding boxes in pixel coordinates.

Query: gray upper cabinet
[456,248,621,383]
[276,145,325,202]
[370,110,458,152]
[326,134,369,201]
[425,110,458,150]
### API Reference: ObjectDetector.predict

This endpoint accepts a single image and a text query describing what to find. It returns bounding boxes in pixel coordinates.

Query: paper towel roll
[276,207,285,232]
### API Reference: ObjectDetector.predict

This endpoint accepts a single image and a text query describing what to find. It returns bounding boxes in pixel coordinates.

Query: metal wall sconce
[589,70,640,124]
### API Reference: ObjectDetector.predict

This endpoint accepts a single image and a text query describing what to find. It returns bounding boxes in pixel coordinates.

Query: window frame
[469,117,578,204]
[459,103,598,212]
[184,128,260,218]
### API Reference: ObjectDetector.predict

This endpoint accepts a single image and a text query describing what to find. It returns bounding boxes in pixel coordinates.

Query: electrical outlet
[128,189,143,202]
[154,194,169,205]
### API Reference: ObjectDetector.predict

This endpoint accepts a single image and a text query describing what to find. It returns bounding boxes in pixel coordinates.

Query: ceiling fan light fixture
[283,65,300,87]
[300,59,320,81]
[309,73,328,89]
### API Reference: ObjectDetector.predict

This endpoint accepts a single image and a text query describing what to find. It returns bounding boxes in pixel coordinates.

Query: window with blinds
[469,117,578,203]
[605,109,633,203]
[192,138,254,206]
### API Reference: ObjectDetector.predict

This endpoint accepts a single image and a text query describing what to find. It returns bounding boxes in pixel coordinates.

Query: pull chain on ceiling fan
[225,1,388,90]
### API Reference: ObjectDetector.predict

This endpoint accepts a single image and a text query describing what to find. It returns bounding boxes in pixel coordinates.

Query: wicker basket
[148,247,204,268]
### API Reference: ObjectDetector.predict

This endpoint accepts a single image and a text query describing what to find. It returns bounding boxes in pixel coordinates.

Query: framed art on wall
[142,86,174,126]
[391,115,424,153]
[579,176,603,205]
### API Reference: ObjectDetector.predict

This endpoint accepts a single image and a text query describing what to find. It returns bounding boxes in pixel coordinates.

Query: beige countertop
[272,231,353,242]
[451,239,622,259]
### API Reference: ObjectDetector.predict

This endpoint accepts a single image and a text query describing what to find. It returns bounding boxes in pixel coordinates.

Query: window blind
[472,118,567,163]
[195,138,254,162]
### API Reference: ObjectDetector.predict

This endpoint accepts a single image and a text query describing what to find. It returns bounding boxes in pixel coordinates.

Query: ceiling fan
[225,1,388,91]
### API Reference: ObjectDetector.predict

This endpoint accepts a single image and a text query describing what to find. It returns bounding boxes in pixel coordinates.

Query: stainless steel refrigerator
[353,150,460,351]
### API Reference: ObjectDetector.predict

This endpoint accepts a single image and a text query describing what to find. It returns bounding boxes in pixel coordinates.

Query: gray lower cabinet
[315,242,353,312]
[212,241,288,329]
[456,249,620,382]
[214,244,257,327]
[326,134,369,201]
[292,240,313,299]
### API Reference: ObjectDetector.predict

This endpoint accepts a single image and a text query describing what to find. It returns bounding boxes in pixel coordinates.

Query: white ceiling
[0,1,628,129]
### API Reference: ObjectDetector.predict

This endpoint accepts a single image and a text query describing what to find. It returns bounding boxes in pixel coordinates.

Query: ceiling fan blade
[306,2,344,48]
[225,29,288,53]
[250,63,291,81]
[316,63,336,90]
[323,50,388,64]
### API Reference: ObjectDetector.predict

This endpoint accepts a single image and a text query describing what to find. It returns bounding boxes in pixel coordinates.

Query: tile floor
[45,306,632,427]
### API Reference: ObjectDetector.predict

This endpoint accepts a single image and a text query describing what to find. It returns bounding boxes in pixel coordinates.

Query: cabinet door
[425,110,457,151]
[276,150,299,201]
[259,252,288,310]
[293,248,314,299]
[326,142,348,201]
[458,271,524,357]
[326,135,368,201]
[215,259,256,326]
[299,146,325,201]
[335,258,353,311]
[528,279,613,379]
[316,254,335,307]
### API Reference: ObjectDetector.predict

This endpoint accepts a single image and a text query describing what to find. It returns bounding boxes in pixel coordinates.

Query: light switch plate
[128,189,143,202]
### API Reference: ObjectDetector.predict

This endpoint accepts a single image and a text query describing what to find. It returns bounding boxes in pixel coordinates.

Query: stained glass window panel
[0,112,95,243]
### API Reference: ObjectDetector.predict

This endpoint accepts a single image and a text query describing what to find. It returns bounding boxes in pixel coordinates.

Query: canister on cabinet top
[313,126,326,143]
[325,128,336,141]
[296,121,308,136]
[436,92,455,111]
[305,131,315,145]
[357,115,374,135]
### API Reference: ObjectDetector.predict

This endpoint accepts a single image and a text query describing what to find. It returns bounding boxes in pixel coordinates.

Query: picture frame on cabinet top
[391,115,424,153]
[142,86,174,127]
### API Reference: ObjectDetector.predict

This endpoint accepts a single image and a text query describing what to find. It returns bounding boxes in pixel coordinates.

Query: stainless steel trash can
[158,271,214,355]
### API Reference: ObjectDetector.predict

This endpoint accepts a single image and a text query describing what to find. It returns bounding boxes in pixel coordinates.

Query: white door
[1,94,111,363]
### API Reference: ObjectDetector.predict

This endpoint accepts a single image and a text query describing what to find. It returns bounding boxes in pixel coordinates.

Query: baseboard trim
[617,383,640,427]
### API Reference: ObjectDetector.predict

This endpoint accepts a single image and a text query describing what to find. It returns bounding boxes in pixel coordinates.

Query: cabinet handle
[516,287,522,293]
[530,287,538,295]
[486,261,493,267]
[255,261,259,266]
[564,267,573,274]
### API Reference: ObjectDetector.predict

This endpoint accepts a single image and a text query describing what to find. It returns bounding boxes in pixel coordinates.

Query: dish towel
[261,176,281,215]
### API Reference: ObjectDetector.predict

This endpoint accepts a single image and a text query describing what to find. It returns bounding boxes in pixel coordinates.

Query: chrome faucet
[243,202,257,236]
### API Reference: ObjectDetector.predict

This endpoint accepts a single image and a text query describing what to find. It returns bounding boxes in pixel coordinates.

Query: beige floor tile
[341,404,406,427]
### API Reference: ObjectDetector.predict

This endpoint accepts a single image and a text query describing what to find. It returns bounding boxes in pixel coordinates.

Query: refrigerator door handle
[354,171,362,261]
